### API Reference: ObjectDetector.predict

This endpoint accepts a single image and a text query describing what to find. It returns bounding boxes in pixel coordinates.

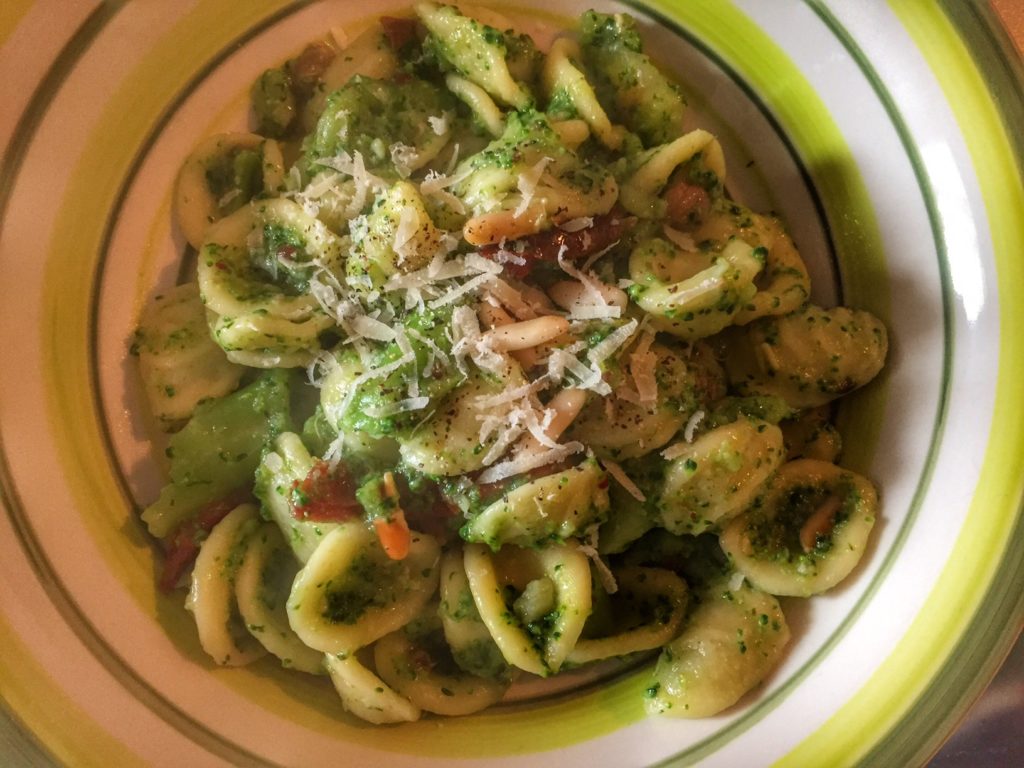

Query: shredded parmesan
[629,330,658,407]
[350,314,397,342]
[263,451,284,474]
[306,350,339,387]
[660,442,689,461]
[392,205,420,266]
[390,143,421,178]
[601,459,646,502]
[364,396,430,418]
[427,113,451,136]
[476,441,584,484]
[559,216,594,233]
[317,150,386,216]
[578,524,618,594]
[587,319,639,368]
[663,224,697,252]
[683,409,705,443]
[513,157,552,218]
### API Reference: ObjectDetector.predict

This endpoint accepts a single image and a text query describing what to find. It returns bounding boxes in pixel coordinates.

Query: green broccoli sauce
[321,552,400,624]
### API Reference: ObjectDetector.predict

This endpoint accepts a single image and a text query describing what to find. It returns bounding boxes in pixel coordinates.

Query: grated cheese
[364,396,430,418]
[660,440,693,461]
[683,409,705,443]
[390,143,421,179]
[306,349,340,388]
[317,150,387,217]
[427,112,451,136]
[476,440,584,484]
[663,224,697,252]
[392,205,420,266]
[559,216,594,233]
[513,157,553,218]
[263,451,284,474]
[601,459,646,502]
[587,318,639,368]
[578,524,618,594]
[629,330,658,407]
[427,271,497,309]
[350,314,397,342]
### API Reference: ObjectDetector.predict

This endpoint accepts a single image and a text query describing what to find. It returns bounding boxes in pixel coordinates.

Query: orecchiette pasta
[175,132,285,250]
[187,504,266,666]
[464,543,591,676]
[373,617,508,715]
[324,652,422,724]
[719,458,878,596]
[134,282,243,428]
[234,523,326,674]
[646,578,790,717]
[657,418,785,535]
[288,523,440,655]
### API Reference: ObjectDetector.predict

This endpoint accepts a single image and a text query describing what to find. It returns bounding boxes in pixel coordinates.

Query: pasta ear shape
[234,522,325,674]
[627,238,763,341]
[542,37,626,150]
[187,504,267,666]
[416,2,531,109]
[175,132,284,250]
[399,364,527,477]
[566,341,725,460]
[300,27,398,132]
[287,523,441,656]
[438,548,511,680]
[135,282,243,428]
[324,653,421,725]
[657,418,785,535]
[722,304,889,409]
[373,617,509,716]
[197,200,342,368]
[567,566,688,665]
[464,543,591,676]
[462,458,610,549]
[254,432,342,563]
[646,577,789,717]
[347,181,448,291]
[619,130,725,219]
[719,459,879,597]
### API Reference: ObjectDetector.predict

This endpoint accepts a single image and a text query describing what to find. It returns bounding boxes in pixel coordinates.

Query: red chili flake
[289,460,362,522]
[214,260,230,271]
[473,459,579,504]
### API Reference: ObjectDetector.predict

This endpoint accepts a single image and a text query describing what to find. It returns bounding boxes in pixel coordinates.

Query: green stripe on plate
[781,3,1024,766]
[0,613,145,768]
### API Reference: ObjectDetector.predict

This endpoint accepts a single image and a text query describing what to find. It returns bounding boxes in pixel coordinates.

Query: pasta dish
[132,2,887,723]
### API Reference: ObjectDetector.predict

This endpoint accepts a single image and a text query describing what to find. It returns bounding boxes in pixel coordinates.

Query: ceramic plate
[2,1,1023,766]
